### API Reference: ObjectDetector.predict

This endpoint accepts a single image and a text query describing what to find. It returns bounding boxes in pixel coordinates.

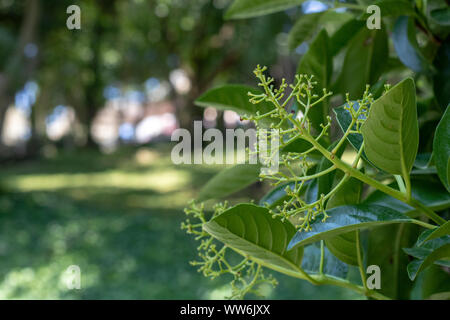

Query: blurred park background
[0,0,364,299]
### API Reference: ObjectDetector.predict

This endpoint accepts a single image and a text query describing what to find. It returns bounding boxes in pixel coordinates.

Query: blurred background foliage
[0,0,371,299]
[1,0,448,299]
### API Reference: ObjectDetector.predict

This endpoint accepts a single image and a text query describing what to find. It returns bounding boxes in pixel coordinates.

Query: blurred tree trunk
[83,17,103,148]
[82,0,117,148]
[0,0,40,155]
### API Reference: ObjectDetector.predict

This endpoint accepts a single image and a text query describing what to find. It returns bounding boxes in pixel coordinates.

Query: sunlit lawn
[0,144,361,299]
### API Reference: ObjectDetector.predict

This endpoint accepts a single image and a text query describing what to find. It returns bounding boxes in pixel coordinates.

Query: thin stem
[356,230,367,292]
[311,275,391,300]
[394,175,406,194]
[232,239,390,299]
[332,117,356,155]
[319,240,325,275]
[409,198,446,226]
[255,66,446,225]
[288,165,336,182]
[299,130,446,226]
[404,173,412,201]
[411,217,442,229]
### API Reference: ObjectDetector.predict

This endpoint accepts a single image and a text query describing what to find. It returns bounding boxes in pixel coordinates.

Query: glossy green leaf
[259,182,296,209]
[333,102,379,169]
[406,244,450,280]
[361,78,419,180]
[433,104,450,192]
[326,177,362,210]
[359,0,417,20]
[334,27,388,98]
[370,79,386,99]
[329,19,365,57]
[421,265,450,299]
[305,177,318,204]
[281,137,313,154]
[367,224,419,299]
[315,141,346,201]
[325,178,362,266]
[281,135,325,157]
[288,204,413,249]
[297,29,332,133]
[225,0,306,20]
[393,16,430,73]
[325,231,359,266]
[417,221,450,246]
[430,7,450,26]
[301,242,348,279]
[433,42,450,110]
[334,102,364,152]
[197,164,261,201]
[203,204,304,275]
[288,12,325,50]
[363,179,450,216]
[414,153,433,169]
[404,234,450,280]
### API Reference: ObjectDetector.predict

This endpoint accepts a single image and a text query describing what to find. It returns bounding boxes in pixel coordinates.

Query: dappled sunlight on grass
[0,145,361,299]
[5,169,191,194]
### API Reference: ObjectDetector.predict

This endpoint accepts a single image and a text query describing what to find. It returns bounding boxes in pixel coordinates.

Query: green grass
[0,144,361,299]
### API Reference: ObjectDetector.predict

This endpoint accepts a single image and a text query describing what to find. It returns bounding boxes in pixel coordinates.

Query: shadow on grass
[0,146,362,299]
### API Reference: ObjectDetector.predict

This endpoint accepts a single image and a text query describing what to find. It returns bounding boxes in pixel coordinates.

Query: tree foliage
[184,0,450,300]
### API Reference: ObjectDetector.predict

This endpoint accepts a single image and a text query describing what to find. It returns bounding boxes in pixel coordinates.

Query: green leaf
[197,164,261,201]
[421,265,450,299]
[288,12,325,50]
[297,29,332,132]
[281,134,326,157]
[404,234,450,280]
[195,85,274,126]
[363,179,450,216]
[225,0,306,20]
[414,153,433,169]
[259,182,296,209]
[359,0,417,20]
[315,141,346,201]
[326,177,362,209]
[406,244,450,280]
[203,204,304,275]
[301,242,349,279]
[432,42,450,110]
[326,178,363,267]
[281,137,314,154]
[329,19,365,57]
[370,79,386,100]
[333,102,379,169]
[393,16,430,73]
[288,204,413,249]
[417,221,450,246]
[361,78,419,180]
[367,224,420,299]
[325,231,359,266]
[430,7,450,26]
[305,177,318,204]
[334,103,364,153]
[433,104,450,192]
[334,27,388,98]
